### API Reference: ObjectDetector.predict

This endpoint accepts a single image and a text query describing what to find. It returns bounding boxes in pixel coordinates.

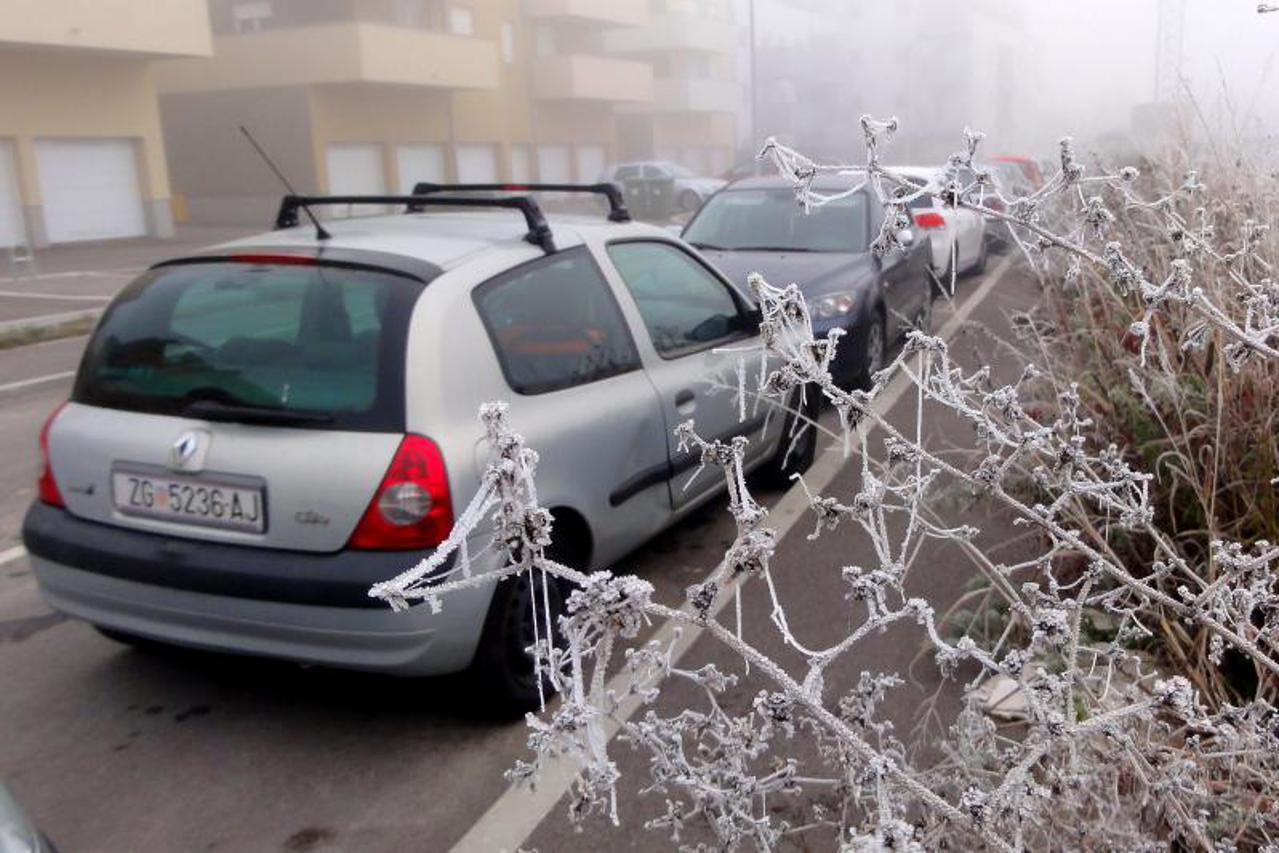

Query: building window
[500,22,515,63]
[533,25,554,58]
[448,6,474,35]
[392,0,428,28]
[232,1,273,33]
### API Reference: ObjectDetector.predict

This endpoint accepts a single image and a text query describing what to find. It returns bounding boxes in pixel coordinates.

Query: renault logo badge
[169,430,210,471]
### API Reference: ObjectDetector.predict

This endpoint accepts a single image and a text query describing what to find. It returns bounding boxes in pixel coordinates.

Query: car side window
[474,247,640,395]
[642,165,665,179]
[615,165,642,181]
[606,241,745,357]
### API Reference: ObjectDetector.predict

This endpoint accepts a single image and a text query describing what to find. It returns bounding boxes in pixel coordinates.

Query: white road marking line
[450,255,1016,853]
[0,545,27,567]
[0,290,111,301]
[0,371,76,395]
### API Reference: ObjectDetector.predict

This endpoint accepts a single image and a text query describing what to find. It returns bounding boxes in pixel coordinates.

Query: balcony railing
[0,0,211,58]
[155,23,499,93]
[524,0,648,28]
[651,78,743,113]
[532,55,653,103]
[602,13,737,55]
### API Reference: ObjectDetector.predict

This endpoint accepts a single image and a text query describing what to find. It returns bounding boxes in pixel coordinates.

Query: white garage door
[536,146,571,183]
[37,139,146,244]
[396,144,445,193]
[455,145,498,183]
[0,141,24,248]
[576,145,607,183]
[326,143,386,217]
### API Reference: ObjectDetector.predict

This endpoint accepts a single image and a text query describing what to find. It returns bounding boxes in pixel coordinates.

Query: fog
[96,0,1279,229]
[751,0,1279,163]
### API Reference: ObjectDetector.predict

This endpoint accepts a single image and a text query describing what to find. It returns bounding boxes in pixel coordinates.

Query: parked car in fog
[682,174,933,389]
[888,166,988,281]
[22,184,814,715]
[992,155,1045,190]
[601,161,726,212]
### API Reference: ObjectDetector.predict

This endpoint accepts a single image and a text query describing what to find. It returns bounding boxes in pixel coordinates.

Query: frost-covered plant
[373,115,1279,850]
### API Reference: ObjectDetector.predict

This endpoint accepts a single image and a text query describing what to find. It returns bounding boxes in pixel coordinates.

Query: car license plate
[112,468,266,533]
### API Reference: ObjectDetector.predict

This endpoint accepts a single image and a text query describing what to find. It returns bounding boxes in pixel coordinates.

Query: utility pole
[748,0,758,173]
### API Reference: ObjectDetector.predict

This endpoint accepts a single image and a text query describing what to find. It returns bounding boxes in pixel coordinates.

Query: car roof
[724,172,868,191]
[204,210,670,271]
[886,165,946,180]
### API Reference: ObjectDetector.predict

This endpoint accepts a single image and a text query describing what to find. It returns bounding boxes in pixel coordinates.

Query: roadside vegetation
[373,118,1279,851]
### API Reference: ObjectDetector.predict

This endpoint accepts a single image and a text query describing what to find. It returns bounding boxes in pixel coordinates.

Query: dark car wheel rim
[865,322,884,376]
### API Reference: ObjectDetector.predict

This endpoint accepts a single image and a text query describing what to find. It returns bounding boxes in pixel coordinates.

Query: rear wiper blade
[182,399,334,425]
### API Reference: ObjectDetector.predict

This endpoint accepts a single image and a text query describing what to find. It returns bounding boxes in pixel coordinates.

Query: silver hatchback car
[23,185,816,711]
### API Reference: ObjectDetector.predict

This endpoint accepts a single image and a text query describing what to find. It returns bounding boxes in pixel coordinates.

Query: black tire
[757,385,820,488]
[911,289,933,335]
[971,236,988,274]
[678,189,702,213]
[853,311,886,391]
[469,567,567,717]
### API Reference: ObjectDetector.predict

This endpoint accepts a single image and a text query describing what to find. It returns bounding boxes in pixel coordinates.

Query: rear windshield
[74,261,423,431]
[683,188,869,253]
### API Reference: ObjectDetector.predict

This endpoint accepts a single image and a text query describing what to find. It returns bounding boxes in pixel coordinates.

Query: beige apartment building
[155,0,742,226]
[0,0,212,248]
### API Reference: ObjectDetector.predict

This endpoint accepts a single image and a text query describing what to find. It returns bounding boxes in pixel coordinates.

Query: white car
[888,165,988,281]
[22,184,812,714]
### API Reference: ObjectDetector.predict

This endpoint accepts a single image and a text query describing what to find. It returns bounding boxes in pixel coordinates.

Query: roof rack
[408,183,631,223]
[274,194,556,254]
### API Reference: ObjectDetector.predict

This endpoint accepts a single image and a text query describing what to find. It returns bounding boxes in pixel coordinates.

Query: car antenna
[239,125,331,241]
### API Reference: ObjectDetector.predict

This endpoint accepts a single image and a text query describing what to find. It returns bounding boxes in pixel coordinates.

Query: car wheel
[854,312,886,390]
[971,236,988,274]
[757,385,820,488]
[470,566,567,717]
[678,189,702,213]
[911,291,933,335]
[933,259,955,299]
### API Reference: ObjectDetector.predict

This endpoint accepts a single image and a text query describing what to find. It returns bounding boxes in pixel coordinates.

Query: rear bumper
[22,503,496,676]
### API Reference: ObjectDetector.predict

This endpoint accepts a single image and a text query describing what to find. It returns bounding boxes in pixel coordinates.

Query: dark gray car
[682,175,933,388]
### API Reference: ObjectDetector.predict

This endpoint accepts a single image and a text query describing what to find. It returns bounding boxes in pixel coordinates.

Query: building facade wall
[0,51,175,245]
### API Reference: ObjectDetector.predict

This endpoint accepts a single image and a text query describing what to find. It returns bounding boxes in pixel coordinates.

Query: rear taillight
[37,402,68,507]
[912,211,947,229]
[348,434,454,550]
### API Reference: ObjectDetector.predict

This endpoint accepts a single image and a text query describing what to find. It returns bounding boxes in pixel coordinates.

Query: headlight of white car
[813,293,856,319]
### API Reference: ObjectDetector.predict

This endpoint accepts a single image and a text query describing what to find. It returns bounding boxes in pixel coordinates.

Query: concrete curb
[0,307,102,338]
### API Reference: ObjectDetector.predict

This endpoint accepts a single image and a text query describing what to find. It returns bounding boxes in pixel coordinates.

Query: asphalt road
[0,250,1038,852]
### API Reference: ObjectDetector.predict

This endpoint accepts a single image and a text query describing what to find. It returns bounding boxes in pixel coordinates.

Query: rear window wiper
[181,399,334,426]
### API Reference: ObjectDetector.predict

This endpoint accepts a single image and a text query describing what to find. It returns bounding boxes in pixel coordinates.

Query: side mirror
[898,227,916,248]
[741,306,763,335]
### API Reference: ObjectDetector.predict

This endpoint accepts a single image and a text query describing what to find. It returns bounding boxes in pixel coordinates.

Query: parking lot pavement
[0,254,1031,852]
[0,226,254,329]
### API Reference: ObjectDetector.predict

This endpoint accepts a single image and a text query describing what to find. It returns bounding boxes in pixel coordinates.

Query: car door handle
[674,389,695,412]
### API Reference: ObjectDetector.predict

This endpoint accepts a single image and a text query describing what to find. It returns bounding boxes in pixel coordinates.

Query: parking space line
[449,255,1016,853]
[0,546,27,567]
[0,371,76,395]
